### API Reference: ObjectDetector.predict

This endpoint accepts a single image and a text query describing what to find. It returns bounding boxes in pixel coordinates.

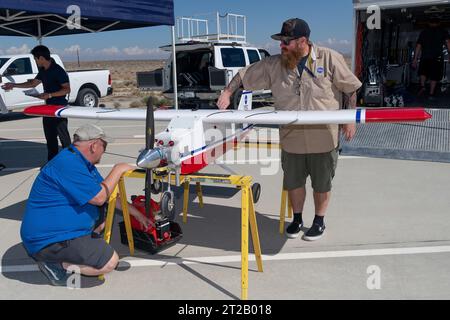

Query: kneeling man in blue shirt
[21,124,152,286]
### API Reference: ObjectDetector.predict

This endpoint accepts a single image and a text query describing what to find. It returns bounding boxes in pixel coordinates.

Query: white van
[137,13,271,109]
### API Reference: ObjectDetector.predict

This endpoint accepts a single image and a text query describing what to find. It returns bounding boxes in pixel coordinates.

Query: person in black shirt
[412,22,450,99]
[1,45,71,161]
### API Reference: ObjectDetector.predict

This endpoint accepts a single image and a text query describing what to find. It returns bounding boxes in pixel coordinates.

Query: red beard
[281,47,303,70]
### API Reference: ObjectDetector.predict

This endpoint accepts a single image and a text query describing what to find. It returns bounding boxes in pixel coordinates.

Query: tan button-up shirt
[239,44,362,154]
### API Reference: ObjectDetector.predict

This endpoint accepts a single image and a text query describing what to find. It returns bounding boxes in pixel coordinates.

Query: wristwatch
[48,93,52,99]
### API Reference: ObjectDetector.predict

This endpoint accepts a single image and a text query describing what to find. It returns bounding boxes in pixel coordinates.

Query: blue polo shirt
[21,146,103,254]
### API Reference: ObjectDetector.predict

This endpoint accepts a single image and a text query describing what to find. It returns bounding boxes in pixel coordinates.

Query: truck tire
[76,88,99,108]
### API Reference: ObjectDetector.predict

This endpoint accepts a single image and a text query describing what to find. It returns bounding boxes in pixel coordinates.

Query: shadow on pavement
[0,112,34,122]
[1,185,286,293]
[0,139,47,176]
[0,113,45,175]
[1,243,105,289]
[108,184,288,257]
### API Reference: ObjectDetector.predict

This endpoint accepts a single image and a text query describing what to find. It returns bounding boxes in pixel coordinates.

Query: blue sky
[0,0,355,61]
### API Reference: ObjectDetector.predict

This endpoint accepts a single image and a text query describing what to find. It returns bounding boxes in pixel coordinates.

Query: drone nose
[136,148,164,169]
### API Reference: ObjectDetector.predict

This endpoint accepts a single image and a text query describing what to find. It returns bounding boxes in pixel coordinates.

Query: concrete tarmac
[1,113,449,300]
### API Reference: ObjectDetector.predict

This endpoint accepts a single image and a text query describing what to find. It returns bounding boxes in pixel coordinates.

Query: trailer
[352,0,450,107]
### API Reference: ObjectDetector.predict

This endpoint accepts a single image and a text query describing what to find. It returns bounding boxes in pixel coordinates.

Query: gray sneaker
[36,261,70,286]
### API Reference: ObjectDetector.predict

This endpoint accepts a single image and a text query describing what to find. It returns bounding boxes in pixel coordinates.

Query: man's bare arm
[89,163,135,206]
[217,74,243,109]
[38,82,71,100]
[341,91,358,141]
[226,73,243,94]
[2,79,41,90]
[13,79,41,88]
[52,82,71,97]
[342,91,357,110]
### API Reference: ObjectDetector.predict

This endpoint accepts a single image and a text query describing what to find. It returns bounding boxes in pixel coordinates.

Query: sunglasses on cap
[281,37,305,46]
[280,38,294,46]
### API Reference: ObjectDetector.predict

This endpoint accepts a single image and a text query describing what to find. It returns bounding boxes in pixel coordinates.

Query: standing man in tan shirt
[217,18,362,241]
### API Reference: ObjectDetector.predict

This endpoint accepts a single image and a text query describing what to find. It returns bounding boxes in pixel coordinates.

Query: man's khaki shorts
[281,149,338,193]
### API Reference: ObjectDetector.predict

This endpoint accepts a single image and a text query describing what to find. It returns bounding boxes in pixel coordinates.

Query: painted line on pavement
[2,245,450,273]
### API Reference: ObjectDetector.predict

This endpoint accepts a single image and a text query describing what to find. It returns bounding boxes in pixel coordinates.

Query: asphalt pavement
[1,113,449,300]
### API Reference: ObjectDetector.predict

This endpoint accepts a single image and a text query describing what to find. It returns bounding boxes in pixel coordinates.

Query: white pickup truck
[0,54,112,111]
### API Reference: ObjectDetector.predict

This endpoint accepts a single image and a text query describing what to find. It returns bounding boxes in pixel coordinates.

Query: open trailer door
[353,0,450,107]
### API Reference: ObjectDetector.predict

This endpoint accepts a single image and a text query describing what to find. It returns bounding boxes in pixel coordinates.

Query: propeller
[136,97,163,169]
[140,97,157,219]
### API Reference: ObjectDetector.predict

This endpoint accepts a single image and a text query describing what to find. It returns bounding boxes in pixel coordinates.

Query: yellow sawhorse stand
[279,190,293,234]
[102,170,263,300]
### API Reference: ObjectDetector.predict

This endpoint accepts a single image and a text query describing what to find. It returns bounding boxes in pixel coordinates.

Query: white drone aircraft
[24,92,431,216]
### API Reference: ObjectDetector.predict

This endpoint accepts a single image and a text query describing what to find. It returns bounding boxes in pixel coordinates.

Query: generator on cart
[119,101,182,254]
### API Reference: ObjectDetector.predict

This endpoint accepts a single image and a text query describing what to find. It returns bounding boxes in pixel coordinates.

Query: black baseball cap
[271,18,311,42]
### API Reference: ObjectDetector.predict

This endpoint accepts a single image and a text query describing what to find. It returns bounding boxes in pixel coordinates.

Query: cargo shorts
[281,148,338,193]
[32,234,115,270]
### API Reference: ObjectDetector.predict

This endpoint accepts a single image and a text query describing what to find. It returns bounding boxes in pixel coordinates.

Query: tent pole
[171,26,178,110]
[37,17,42,44]
[351,9,356,73]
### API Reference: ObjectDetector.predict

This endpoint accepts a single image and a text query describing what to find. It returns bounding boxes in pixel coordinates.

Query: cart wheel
[251,183,261,203]
[151,180,163,194]
[161,192,176,221]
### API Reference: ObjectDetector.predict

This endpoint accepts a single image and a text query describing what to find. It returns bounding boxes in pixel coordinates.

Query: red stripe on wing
[365,107,432,123]
[23,105,65,117]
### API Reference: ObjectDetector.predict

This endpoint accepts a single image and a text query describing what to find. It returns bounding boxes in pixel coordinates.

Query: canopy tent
[0,0,174,39]
[0,0,179,108]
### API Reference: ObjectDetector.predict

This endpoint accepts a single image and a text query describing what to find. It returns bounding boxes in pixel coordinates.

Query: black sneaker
[286,222,303,239]
[36,261,70,286]
[303,223,326,241]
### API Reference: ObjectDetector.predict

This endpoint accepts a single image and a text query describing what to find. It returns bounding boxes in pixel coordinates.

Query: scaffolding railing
[176,12,247,44]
